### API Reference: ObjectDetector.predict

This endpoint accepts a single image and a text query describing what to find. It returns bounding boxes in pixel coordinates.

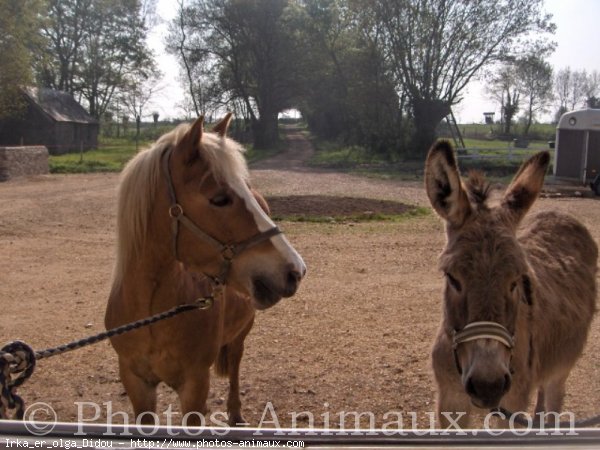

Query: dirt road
[1,129,600,430]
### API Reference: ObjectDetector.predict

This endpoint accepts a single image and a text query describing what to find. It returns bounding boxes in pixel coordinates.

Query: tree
[118,73,163,130]
[583,70,600,108]
[38,0,92,94]
[486,63,521,135]
[168,0,304,149]
[0,0,45,120]
[39,0,155,119]
[369,0,554,157]
[298,0,405,158]
[554,67,571,122]
[516,54,553,135]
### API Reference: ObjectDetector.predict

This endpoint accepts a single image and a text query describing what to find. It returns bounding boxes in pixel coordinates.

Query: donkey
[425,140,597,428]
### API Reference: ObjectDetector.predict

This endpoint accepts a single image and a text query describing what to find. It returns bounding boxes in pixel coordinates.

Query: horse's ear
[177,116,205,163]
[425,140,471,228]
[252,187,271,216]
[213,112,233,137]
[501,151,550,226]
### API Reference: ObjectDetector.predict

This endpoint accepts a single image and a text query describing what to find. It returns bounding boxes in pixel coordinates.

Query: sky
[147,0,600,123]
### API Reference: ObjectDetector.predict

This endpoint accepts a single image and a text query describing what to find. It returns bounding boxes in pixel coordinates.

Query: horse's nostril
[288,269,302,285]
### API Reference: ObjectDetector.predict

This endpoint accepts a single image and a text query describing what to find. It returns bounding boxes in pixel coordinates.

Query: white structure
[554,109,600,183]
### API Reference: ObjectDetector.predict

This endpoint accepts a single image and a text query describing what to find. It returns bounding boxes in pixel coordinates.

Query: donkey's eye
[445,273,462,292]
[510,281,518,293]
[210,193,232,207]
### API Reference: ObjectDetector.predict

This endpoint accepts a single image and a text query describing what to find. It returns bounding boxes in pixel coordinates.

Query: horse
[425,140,597,428]
[105,114,306,426]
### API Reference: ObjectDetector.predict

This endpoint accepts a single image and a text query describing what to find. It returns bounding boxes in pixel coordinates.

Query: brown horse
[105,114,306,426]
[425,140,597,428]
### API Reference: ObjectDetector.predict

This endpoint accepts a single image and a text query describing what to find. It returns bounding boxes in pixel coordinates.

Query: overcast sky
[148,0,600,123]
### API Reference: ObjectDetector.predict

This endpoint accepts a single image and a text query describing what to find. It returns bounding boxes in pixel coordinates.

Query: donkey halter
[452,321,515,375]
[162,147,281,290]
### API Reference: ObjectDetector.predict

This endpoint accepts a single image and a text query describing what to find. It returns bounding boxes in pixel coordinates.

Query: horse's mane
[111,122,249,288]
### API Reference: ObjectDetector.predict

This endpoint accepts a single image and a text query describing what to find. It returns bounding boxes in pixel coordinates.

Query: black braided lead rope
[0,296,214,420]
[0,341,36,420]
[35,296,213,360]
[492,407,600,428]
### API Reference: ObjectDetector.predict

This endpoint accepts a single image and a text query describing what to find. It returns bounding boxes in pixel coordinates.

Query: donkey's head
[425,140,549,409]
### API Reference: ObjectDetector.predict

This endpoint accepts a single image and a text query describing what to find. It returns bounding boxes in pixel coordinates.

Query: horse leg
[177,367,211,427]
[119,359,158,424]
[223,319,253,426]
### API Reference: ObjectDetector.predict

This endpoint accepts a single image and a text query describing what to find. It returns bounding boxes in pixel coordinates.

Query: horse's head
[425,140,549,409]
[163,114,306,309]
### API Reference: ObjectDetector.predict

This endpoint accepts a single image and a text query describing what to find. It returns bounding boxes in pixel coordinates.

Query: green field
[49,138,149,173]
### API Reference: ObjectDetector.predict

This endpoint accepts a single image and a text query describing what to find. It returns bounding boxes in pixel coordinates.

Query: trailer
[554,109,600,186]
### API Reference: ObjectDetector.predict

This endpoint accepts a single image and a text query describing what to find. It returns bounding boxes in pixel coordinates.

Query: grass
[49,123,290,174]
[308,132,556,183]
[271,206,431,224]
[49,138,150,174]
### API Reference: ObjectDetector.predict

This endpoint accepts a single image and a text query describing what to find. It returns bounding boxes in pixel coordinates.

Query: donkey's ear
[425,140,471,228]
[177,116,205,163]
[213,112,233,137]
[501,151,550,225]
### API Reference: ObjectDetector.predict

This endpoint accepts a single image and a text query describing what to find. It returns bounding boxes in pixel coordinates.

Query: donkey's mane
[465,170,493,208]
[111,122,249,288]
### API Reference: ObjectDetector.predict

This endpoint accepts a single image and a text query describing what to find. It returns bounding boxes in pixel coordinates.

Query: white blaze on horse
[105,114,306,426]
[425,140,597,428]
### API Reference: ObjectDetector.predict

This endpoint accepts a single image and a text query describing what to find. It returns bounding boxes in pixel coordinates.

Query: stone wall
[0,146,49,181]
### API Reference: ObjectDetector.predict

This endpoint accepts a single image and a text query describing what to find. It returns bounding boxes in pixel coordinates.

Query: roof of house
[23,87,98,124]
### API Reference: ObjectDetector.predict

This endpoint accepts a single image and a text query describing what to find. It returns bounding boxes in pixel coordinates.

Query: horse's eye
[210,193,232,207]
[445,272,462,292]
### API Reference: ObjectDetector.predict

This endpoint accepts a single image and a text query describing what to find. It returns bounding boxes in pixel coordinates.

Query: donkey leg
[498,383,532,429]
[543,374,568,413]
[119,359,158,424]
[534,388,545,414]
[177,367,211,427]
[436,388,472,429]
[224,320,253,427]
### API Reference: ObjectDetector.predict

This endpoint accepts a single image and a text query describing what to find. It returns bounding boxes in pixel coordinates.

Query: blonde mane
[111,122,249,289]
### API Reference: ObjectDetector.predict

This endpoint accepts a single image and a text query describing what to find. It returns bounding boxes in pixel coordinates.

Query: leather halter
[452,321,514,375]
[161,147,282,286]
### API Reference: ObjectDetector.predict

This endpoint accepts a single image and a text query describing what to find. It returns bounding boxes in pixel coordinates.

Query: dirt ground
[2,128,600,431]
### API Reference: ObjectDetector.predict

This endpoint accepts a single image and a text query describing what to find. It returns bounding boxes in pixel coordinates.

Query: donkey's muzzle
[465,372,512,408]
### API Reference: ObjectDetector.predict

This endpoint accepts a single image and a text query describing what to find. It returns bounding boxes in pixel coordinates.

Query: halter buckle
[169,204,183,218]
[195,297,214,310]
[222,245,236,261]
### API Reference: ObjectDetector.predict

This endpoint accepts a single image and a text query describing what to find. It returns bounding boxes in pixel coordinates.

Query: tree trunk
[252,110,279,150]
[411,98,451,158]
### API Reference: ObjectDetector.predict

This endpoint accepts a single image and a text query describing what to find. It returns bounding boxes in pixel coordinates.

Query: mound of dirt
[266,195,414,220]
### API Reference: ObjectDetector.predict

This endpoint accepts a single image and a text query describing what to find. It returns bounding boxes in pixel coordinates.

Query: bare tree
[370,0,554,156]
[554,67,571,121]
[568,70,587,111]
[486,63,521,135]
[516,54,553,135]
[583,70,600,108]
